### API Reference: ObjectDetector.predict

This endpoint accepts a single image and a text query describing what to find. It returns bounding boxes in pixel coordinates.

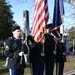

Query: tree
[0,0,15,40]
[67,26,75,39]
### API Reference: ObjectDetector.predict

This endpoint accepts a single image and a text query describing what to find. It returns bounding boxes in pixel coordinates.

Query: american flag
[31,0,49,42]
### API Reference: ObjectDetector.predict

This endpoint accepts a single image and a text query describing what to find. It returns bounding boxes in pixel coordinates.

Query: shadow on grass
[0,68,8,74]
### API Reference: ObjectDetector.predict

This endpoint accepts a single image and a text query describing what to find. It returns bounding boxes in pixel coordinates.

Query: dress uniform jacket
[5,37,28,69]
[56,41,66,62]
[27,35,44,63]
[44,33,55,61]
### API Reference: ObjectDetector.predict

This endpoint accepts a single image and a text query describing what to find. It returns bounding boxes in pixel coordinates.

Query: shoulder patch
[5,45,9,50]
[9,37,13,39]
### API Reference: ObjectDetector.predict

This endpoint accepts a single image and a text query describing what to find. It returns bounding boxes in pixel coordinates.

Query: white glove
[19,51,24,56]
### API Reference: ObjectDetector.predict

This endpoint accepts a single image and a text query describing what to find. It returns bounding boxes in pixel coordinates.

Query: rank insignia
[5,45,9,50]
[29,40,32,45]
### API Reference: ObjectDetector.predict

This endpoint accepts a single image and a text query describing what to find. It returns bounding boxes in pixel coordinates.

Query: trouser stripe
[9,69,12,75]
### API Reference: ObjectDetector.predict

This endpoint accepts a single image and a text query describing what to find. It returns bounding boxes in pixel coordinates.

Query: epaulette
[8,37,13,41]
[9,37,12,39]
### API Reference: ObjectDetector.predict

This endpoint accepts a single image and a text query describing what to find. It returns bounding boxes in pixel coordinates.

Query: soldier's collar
[13,37,21,40]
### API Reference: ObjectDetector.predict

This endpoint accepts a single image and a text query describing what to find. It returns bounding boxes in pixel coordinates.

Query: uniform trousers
[31,63,44,75]
[56,62,64,75]
[9,69,24,75]
[45,60,54,75]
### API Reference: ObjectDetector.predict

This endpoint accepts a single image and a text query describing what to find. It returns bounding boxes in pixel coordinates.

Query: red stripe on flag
[31,0,49,42]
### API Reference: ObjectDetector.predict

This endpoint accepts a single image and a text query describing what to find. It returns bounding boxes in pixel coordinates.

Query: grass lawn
[0,59,31,75]
[64,56,75,72]
[0,55,75,75]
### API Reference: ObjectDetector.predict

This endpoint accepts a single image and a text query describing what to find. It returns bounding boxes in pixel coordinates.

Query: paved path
[64,70,75,75]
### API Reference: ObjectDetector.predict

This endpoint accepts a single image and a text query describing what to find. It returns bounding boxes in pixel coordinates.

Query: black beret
[46,23,53,29]
[12,25,20,31]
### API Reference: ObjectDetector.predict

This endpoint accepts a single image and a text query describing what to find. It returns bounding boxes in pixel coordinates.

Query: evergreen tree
[0,0,15,40]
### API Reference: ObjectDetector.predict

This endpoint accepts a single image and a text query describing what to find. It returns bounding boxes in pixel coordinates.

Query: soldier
[5,25,28,75]
[27,35,44,75]
[56,34,67,75]
[44,23,57,75]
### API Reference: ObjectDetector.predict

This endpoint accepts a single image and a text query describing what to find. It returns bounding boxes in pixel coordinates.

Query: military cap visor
[12,25,20,31]
[46,23,53,29]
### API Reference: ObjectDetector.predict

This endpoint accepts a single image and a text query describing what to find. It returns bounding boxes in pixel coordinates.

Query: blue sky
[6,0,74,31]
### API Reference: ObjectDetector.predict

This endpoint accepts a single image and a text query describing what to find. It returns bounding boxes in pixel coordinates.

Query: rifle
[20,33,25,64]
